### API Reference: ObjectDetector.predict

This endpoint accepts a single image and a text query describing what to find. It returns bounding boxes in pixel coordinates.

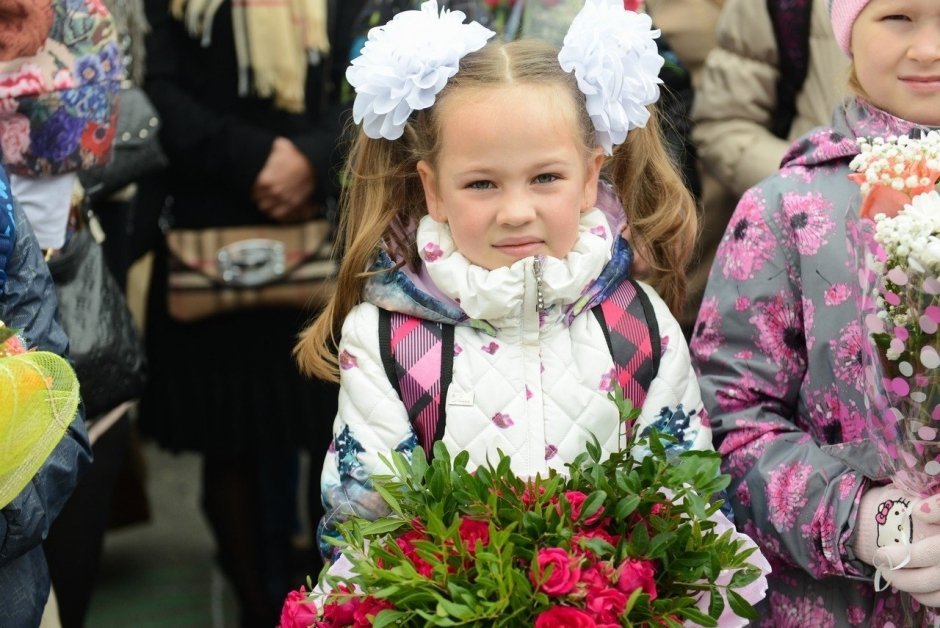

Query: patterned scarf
[169,0,329,112]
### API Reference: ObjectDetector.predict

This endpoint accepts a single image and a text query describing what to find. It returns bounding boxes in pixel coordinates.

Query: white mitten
[852,486,940,607]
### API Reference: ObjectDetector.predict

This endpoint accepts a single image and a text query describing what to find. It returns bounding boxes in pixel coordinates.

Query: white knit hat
[829,0,874,56]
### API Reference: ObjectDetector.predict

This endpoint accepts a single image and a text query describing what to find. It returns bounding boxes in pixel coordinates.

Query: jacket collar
[364,190,633,332]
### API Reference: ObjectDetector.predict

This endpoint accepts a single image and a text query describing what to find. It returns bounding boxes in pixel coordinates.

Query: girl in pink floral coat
[691,0,940,625]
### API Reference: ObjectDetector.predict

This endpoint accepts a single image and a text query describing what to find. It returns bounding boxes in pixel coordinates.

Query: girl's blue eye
[468,180,493,190]
[534,173,558,184]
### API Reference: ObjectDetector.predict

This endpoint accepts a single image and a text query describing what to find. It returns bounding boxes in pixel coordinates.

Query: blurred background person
[0,163,91,628]
[0,1,129,626]
[684,0,848,337]
[137,0,365,624]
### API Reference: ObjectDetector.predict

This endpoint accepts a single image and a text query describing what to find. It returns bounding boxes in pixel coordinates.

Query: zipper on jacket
[532,257,546,314]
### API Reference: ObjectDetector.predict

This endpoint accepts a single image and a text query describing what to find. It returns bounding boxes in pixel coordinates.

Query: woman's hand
[252,137,317,222]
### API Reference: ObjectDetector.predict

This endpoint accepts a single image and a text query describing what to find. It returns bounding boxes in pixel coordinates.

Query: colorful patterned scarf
[170,0,329,112]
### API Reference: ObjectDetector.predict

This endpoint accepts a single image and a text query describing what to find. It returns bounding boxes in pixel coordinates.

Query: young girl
[691,0,940,624]
[296,0,712,560]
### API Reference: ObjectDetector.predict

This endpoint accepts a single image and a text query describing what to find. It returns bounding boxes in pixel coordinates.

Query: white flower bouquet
[851,132,940,496]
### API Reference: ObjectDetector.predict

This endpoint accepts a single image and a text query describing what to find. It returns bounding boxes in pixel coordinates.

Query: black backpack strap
[379,308,454,459]
[768,0,814,140]
[592,279,661,410]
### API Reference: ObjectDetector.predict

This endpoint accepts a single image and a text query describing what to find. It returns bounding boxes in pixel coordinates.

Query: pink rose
[458,518,490,554]
[532,548,581,596]
[616,558,657,601]
[279,586,319,628]
[577,563,615,594]
[561,491,604,526]
[586,587,628,624]
[352,597,394,626]
[534,606,597,627]
[623,0,644,10]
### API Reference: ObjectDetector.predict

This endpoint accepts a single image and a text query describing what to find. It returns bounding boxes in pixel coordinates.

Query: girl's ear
[417,160,447,223]
[581,148,605,212]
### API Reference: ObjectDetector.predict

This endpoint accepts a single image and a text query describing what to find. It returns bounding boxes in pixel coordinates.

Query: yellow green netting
[0,352,80,509]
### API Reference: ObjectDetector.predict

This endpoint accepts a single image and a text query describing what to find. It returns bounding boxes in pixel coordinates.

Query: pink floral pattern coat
[691,98,935,626]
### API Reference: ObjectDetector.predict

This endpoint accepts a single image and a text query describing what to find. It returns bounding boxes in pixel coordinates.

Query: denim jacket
[0,191,91,626]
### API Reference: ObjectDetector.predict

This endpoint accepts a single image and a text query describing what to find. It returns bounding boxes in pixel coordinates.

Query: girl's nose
[908,23,940,62]
[497,191,536,226]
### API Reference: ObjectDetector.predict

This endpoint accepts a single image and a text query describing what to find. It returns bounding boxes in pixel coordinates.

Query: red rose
[458,518,490,554]
[616,558,657,601]
[279,586,319,628]
[395,530,434,578]
[318,585,359,627]
[532,548,581,596]
[352,597,394,627]
[586,587,628,624]
[561,491,604,526]
[534,606,597,627]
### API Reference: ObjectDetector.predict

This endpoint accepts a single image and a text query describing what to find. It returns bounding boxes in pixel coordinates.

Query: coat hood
[779,98,920,171]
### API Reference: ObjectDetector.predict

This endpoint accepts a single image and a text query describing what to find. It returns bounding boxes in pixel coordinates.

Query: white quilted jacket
[319,207,710,555]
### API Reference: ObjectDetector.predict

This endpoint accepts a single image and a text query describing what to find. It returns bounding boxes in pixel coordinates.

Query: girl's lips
[902,77,940,91]
[493,239,544,257]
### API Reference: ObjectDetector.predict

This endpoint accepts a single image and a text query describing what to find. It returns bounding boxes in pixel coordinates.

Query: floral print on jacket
[691,97,932,626]
[0,0,120,176]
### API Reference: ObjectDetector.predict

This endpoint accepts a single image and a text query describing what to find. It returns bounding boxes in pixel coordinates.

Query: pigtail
[606,108,698,315]
[294,120,428,382]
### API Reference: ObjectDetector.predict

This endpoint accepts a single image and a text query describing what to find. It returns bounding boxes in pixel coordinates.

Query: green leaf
[358,518,407,536]
[707,588,725,619]
[614,494,641,520]
[580,490,607,522]
[374,483,403,516]
[677,606,718,627]
[372,610,407,627]
[728,567,761,589]
[727,589,759,620]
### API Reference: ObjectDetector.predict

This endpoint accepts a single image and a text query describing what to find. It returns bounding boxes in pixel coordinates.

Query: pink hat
[830,0,874,56]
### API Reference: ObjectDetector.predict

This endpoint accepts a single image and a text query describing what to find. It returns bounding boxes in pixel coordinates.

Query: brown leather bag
[165,220,337,322]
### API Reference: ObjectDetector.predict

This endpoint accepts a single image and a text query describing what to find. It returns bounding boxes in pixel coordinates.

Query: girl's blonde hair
[296,38,697,382]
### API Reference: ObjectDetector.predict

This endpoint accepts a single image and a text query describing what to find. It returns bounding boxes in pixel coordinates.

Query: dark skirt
[138,242,338,456]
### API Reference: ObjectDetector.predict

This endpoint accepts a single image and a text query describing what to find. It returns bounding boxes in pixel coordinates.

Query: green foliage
[318,390,763,626]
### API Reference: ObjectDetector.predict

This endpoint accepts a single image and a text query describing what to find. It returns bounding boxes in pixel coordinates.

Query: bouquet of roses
[850,131,940,496]
[281,392,770,627]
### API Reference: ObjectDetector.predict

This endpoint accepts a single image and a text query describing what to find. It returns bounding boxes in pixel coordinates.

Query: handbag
[47,225,148,419]
[165,219,337,322]
[79,85,169,201]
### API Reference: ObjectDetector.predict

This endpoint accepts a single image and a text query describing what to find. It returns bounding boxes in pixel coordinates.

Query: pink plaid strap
[592,278,660,410]
[378,310,454,458]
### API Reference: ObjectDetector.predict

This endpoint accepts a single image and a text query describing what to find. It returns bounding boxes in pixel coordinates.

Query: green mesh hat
[0,328,79,509]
